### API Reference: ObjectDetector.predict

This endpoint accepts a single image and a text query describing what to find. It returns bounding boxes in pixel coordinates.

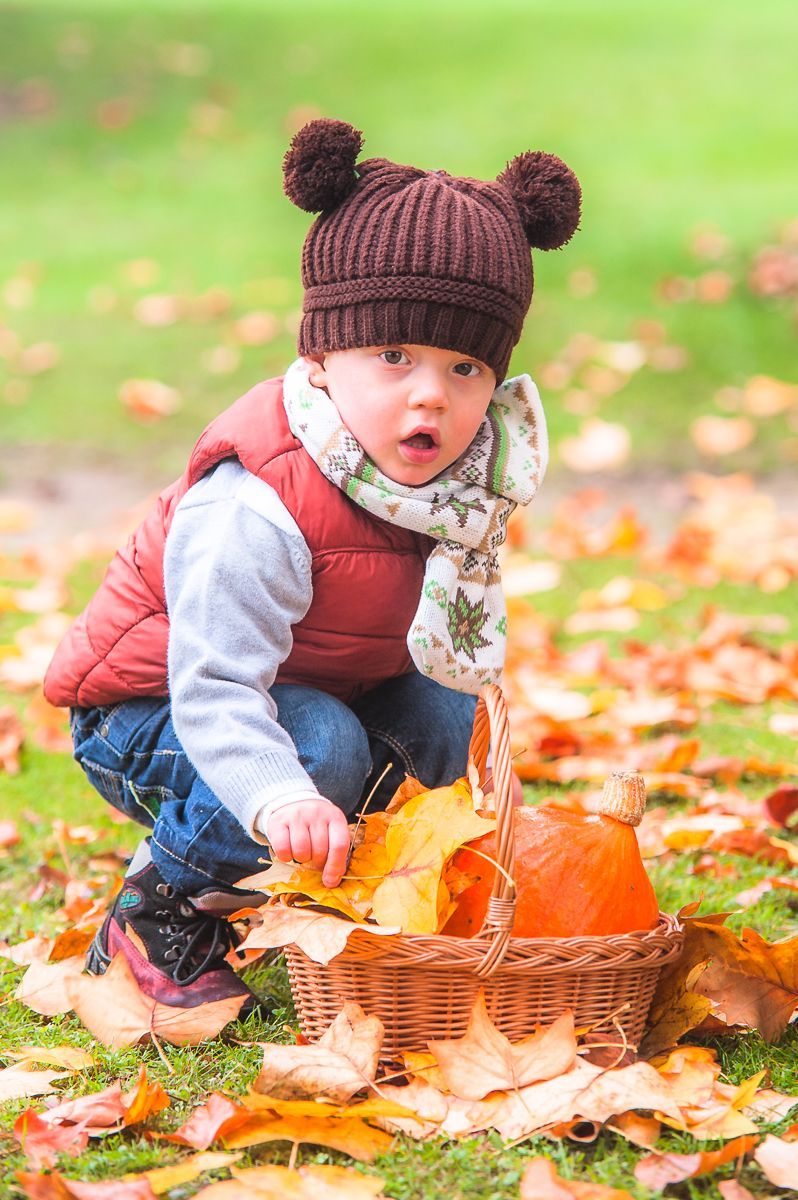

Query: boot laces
[154,881,236,986]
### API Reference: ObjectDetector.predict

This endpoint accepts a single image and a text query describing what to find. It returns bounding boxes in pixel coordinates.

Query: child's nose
[408,368,449,410]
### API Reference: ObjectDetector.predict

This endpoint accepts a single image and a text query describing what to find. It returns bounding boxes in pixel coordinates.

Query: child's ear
[302,353,327,388]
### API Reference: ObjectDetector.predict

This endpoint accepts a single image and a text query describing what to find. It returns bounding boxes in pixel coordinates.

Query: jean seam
[150,834,225,885]
[361,724,417,779]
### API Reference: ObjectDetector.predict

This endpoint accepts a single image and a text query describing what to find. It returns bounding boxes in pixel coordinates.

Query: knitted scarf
[282,356,548,693]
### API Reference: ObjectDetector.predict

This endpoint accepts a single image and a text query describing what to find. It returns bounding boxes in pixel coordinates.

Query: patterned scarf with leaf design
[282,356,548,693]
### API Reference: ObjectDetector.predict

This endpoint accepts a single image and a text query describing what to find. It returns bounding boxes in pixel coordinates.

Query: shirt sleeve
[163,458,323,842]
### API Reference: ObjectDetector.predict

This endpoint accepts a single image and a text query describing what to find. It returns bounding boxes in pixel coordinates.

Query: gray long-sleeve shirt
[163,458,328,842]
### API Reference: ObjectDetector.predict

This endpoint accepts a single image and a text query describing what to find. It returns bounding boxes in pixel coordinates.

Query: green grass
[0,0,796,478]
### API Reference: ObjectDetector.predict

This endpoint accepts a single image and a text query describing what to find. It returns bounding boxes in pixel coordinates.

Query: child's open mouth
[399,430,440,464]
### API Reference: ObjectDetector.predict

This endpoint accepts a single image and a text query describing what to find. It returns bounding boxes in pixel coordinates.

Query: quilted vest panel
[44,376,432,708]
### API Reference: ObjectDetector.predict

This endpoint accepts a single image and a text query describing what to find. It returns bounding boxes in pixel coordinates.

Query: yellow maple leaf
[370,779,496,934]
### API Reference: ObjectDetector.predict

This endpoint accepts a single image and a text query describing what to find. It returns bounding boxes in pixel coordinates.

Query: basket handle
[465,683,516,977]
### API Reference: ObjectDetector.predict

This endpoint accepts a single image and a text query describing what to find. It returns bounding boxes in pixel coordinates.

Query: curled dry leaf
[13,1109,90,1171]
[221,1112,394,1163]
[520,1156,634,1198]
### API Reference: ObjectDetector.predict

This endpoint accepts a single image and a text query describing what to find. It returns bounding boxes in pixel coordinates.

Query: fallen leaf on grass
[520,1157,634,1198]
[194,1163,386,1199]
[0,706,25,772]
[753,1131,798,1187]
[253,1002,383,1103]
[127,1152,242,1195]
[0,1067,69,1105]
[763,783,798,828]
[644,908,798,1047]
[221,1113,394,1162]
[16,1172,157,1199]
[15,956,85,1016]
[6,1046,94,1071]
[160,1092,251,1149]
[427,993,577,1100]
[13,1109,90,1170]
[0,816,21,844]
[634,1134,759,1187]
[65,953,245,1047]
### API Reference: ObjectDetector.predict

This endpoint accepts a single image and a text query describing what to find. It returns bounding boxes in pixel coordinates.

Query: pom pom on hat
[497,150,582,251]
[283,118,364,213]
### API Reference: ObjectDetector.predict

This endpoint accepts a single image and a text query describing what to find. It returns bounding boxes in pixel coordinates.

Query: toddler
[44,119,581,1013]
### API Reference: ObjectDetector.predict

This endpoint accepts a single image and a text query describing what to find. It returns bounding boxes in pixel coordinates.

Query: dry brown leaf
[470,1057,683,1141]
[253,1002,383,1103]
[428,994,577,1100]
[65,953,245,1047]
[228,905,398,967]
[753,1132,798,1187]
[0,1066,69,1105]
[520,1157,634,1198]
[7,1046,95,1071]
[605,1112,661,1148]
[634,1134,759,1188]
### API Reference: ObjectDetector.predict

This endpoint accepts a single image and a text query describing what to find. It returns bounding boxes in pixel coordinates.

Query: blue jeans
[69,673,478,896]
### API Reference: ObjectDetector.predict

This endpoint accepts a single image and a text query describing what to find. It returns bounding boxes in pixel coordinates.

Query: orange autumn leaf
[16,1172,156,1199]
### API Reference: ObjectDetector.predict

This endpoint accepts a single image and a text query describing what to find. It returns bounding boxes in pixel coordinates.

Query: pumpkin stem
[599,770,647,826]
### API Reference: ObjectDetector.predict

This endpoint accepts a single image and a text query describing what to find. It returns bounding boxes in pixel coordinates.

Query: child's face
[303,344,497,486]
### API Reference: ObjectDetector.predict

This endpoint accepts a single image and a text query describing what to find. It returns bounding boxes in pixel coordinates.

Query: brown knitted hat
[283,119,582,383]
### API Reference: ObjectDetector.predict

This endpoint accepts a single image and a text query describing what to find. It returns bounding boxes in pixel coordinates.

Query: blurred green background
[0,0,795,483]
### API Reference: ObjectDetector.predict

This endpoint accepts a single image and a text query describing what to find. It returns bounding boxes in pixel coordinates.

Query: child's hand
[266,799,351,888]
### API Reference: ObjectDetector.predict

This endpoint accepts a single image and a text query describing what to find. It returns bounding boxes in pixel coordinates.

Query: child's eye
[379,349,409,366]
[453,362,480,377]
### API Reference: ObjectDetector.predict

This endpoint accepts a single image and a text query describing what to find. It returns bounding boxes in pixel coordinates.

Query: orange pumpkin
[442,771,660,938]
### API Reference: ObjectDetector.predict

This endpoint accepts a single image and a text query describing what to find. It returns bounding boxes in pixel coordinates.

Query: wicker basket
[285,684,683,1055]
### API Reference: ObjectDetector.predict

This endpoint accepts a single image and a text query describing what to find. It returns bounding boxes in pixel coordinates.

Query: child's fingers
[266,820,293,863]
[322,813,351,888]
[288,823,313,864]
[308,823,330,872]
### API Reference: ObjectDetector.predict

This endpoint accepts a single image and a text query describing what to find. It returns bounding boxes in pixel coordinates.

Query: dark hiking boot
[85,861,266,1014]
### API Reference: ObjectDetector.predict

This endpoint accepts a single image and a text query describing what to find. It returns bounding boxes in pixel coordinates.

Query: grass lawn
[2,544,798,1197]
[0,0,796,480]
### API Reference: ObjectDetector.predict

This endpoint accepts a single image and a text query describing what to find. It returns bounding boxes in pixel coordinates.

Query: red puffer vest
[43,376,433,709]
